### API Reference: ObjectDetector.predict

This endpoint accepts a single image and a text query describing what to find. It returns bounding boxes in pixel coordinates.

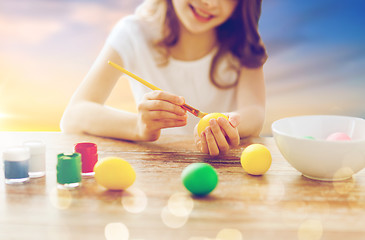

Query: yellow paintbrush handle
[108,61,162,91]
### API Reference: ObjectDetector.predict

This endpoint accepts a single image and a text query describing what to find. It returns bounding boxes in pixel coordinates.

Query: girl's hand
[137,90,187,141]
[194,113,240,156]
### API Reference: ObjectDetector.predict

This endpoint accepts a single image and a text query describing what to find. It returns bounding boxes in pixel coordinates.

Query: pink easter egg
[326,132,351,141]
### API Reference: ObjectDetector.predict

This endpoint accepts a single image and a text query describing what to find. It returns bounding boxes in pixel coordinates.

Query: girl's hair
[137,0,267,89]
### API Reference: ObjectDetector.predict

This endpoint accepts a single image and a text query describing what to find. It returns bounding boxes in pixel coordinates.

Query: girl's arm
[194,66,266,155]
[60,45,187,141]
[233,65,266,137]
[60,45,140,140]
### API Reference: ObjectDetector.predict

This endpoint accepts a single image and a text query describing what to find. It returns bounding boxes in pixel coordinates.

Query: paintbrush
[108,61,208,118]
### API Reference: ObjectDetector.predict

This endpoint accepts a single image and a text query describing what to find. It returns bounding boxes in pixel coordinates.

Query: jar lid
[2,147,30,161]
[23,140,46,154]
[74,142,97,155]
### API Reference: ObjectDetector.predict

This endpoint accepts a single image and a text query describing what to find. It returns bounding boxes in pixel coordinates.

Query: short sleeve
[105,16,135,68]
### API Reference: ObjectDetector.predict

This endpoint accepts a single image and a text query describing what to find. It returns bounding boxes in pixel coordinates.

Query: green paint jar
[57,153,82,188]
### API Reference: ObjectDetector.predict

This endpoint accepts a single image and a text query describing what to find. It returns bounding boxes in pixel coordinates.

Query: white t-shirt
[107,15,238,135]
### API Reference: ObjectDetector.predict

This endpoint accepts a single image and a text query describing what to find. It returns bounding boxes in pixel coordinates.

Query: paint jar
[2,146,30,184]
[56,153,81,189]
[23,140,46,178]
[74,142,98,177]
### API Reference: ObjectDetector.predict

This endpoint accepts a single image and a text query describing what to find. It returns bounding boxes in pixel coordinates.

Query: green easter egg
[181,163,218,196]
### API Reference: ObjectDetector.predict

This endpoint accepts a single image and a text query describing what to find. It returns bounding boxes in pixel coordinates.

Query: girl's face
[172,0,239,35]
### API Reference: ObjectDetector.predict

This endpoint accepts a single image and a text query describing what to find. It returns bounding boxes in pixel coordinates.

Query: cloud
[68,2,130,30]
[0,0,140,46]
[0,15,64,45]
[265,45,365,99]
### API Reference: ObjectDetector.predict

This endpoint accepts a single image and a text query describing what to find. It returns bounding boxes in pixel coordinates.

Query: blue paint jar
[2,147,30,184]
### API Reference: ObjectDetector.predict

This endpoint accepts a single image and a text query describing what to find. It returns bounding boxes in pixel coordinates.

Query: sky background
[0,0,364,135]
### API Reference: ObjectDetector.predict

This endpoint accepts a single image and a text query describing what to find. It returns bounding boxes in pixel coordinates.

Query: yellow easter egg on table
[94,157,136,190]
[197,112,228,136]
[240,144,272,175]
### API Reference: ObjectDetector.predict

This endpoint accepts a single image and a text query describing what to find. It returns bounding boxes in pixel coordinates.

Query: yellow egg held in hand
[197,112,228,136]
[240,144,272,175]
[94,157,136,190]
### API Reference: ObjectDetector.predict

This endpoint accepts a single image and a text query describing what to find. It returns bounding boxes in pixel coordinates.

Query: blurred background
[0,0,364,135]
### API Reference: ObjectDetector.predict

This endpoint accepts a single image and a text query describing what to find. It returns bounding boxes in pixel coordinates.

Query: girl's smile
[172,0,238,35]
[189,3,215,23]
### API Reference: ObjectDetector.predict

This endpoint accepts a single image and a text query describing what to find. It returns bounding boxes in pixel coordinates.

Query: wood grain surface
[1,132,365,240]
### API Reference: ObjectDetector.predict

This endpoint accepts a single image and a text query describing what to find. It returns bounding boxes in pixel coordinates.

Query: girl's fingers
[209,119,229,153]
[217,117,240,147]
[139,100,186,116]
[227,112,240,128]
[157,119,187,128]
[194,125,202,151]
[146,119,187,131]
[143,110,187,122]
[200,131,209,154]
[205,128,219,156]
[137,92,187,140]
[140,91,186,117]
[145,91,185,106]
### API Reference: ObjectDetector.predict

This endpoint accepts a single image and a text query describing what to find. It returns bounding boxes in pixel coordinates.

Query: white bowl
[272,115,365,181]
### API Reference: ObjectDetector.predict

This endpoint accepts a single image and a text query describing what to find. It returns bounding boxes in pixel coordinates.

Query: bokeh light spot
[167,192,194,217]
[121,187,148,213]
[333,177,355,195]
[333,167,354,181]
[216,228,243,240]
[104,222,129,240]
[161,206,189,229]
[298,219,323,240]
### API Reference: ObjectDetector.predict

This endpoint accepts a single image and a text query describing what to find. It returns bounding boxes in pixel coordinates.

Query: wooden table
[1,132,365,240]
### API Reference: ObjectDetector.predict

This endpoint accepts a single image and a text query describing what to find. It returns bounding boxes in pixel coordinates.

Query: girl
[61,0,267,156]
